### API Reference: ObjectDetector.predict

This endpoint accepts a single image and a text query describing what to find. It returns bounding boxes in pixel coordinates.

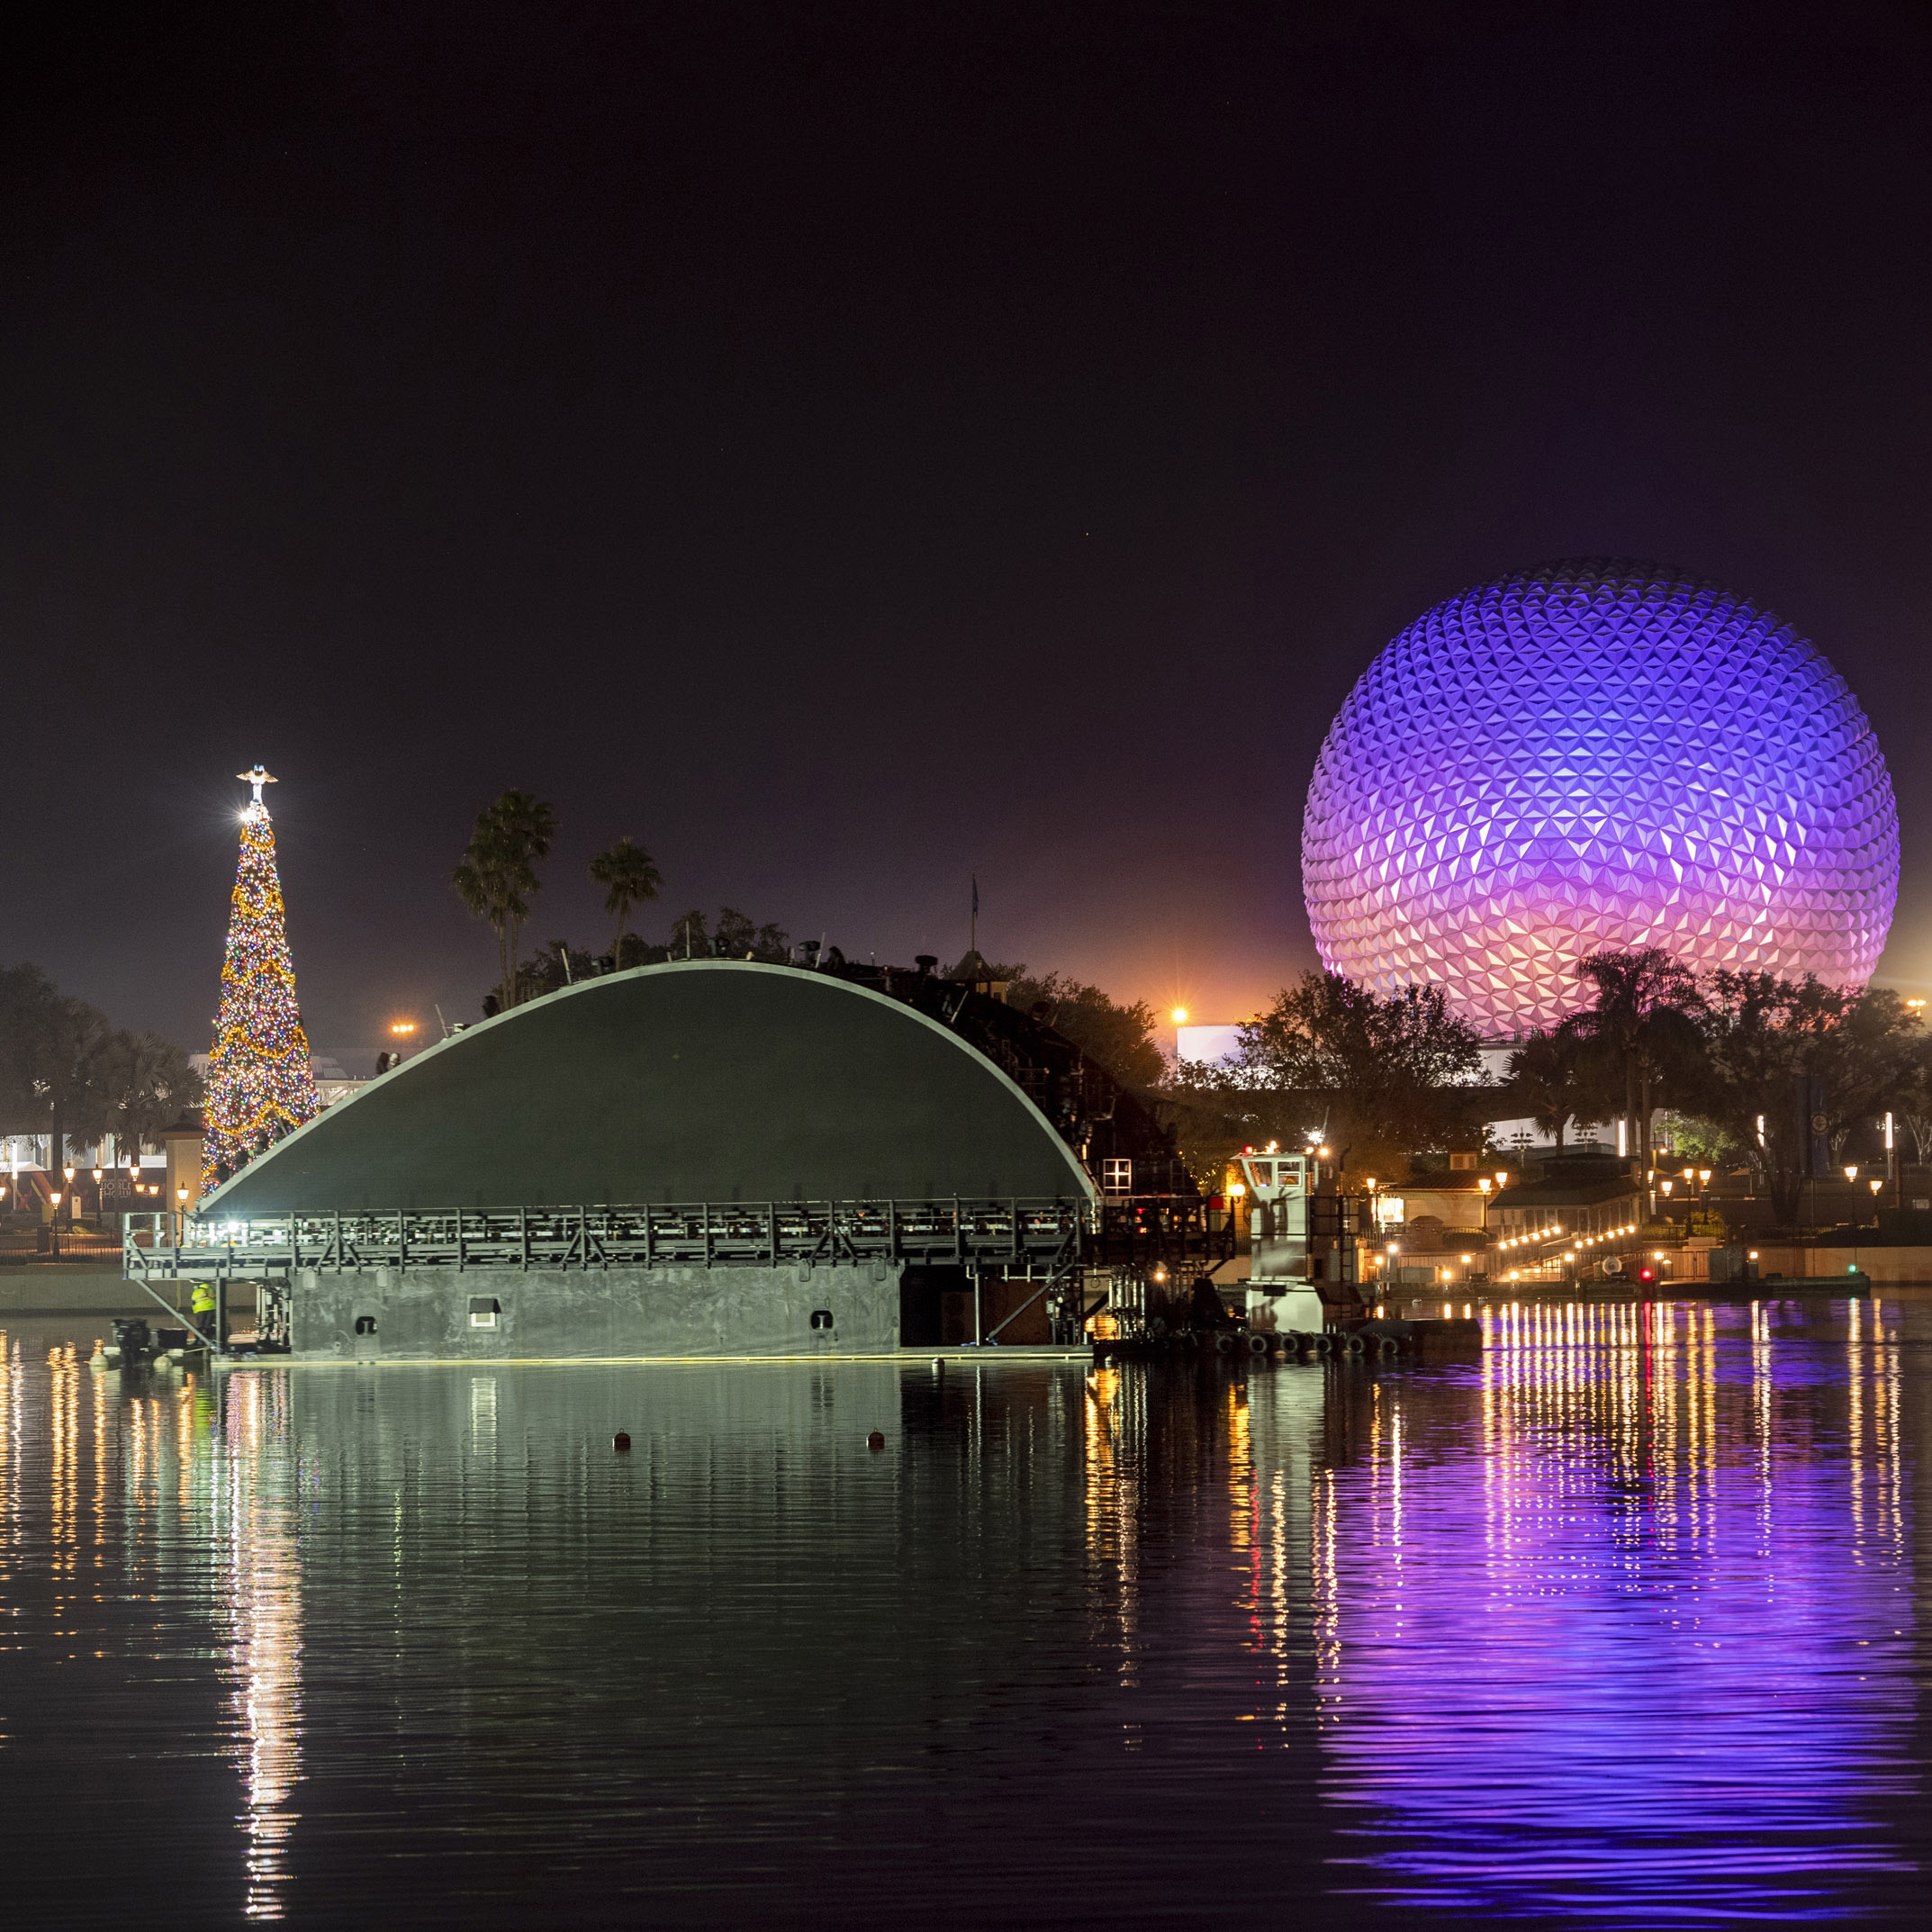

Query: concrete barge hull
[293,1261,904,1360]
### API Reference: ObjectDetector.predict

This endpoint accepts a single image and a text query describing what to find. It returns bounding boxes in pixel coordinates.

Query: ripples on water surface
[0,1296,1924,1927]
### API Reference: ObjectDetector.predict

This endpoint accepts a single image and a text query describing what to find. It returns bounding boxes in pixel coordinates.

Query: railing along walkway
[124,1197,1089,1282]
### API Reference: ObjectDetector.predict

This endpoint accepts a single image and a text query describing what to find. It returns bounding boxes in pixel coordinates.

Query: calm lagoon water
[0,1296,1924,1927]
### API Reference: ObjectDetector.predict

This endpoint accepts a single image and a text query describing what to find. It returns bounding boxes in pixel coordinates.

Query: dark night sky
[5,1,1932,1061]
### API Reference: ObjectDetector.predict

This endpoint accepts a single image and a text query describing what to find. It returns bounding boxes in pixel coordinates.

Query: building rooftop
[1491,1174,1641,1211]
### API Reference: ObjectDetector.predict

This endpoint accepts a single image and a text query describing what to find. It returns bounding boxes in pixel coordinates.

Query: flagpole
[971,873,978,961]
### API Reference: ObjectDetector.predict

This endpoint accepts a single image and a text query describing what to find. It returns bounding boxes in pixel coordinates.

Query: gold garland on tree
[202,768,320,1188]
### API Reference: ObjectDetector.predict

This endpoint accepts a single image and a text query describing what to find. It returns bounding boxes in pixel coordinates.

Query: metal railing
[123,1197,1091,1282]
[1090,1195,1238,1272]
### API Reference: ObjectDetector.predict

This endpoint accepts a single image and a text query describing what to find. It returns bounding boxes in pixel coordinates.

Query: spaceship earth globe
[1301,559,1899,1037]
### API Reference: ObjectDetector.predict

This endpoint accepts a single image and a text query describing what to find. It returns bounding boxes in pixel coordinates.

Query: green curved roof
[204,961,1097,1214]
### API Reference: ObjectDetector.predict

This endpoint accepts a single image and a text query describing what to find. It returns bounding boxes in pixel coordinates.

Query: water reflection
[1074,1300,1921,1919]
[0,1307,1921,1927]
[216,1372,303,1919]
[0,1332,304,1924]
[1322,1303,1917,1918]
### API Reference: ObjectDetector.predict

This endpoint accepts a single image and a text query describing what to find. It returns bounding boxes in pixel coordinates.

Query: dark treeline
[486,934,1174,1104]
[453,790,767,1014]
[0,964,201,1169]
[949,956,1167,1095]
[1172,947,1932,1230]
[1524,952,1929,1227]
[449,792,1175,1093]
[1168,971,1486,1184]
[502,909,795,1009]
[448,794,1927,1229]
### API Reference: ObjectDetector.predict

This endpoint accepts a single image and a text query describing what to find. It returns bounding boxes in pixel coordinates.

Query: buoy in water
[866,1431,886,1451]
[613,1431,631,1451]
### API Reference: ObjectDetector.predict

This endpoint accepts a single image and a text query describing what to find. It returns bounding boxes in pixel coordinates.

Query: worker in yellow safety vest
[189,1281,217,1337]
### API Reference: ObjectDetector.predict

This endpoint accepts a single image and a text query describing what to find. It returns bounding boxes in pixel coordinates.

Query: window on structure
[354,1315,377,1335]
[1102,1159,1133,1196]
[1449,1152,1476,1171]
[809,1309,834,1331]
[469,1297,501,1330]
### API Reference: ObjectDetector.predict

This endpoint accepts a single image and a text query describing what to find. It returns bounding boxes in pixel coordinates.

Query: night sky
[6,2,1932,1063]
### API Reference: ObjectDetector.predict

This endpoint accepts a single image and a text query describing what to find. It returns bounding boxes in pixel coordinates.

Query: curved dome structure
[204,961,1097,1214]
[1302,560,1899,1034]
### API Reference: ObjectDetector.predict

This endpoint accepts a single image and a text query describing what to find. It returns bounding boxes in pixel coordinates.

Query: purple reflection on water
[1316,1298,1917,1919]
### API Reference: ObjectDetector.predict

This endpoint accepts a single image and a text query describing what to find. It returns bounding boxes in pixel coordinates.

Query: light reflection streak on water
[213,1370,302,1921]
[0,1336,16,1603]
[91,1364,107,1570]
[1,1314,1923,1926]
[1083,1364,1141,1696]
[0,1342,307,1921]
[50,1346,76,1599]
[1320,1300,1918,1921]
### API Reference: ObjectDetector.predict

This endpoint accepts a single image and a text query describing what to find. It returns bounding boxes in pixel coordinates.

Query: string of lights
[202,769,320,1189]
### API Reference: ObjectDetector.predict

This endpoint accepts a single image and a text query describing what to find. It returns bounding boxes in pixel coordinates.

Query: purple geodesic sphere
[1302,560,1899,1036]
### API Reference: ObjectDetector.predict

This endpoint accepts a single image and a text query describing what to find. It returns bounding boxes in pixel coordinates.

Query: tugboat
[1236,1150,1482,1359]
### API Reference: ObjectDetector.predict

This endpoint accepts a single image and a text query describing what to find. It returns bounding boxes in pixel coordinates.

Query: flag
[971,874,979,918]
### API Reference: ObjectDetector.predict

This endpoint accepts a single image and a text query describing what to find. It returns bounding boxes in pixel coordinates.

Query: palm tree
[588,836,664,962]
[1508,1027,1585,1151]
[96,1030,202,1155]
[452,790,557,1011]
[1562,948,1703,1168]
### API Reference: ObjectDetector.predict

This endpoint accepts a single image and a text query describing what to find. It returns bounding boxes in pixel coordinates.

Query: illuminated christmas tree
[202,767,320,1188]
